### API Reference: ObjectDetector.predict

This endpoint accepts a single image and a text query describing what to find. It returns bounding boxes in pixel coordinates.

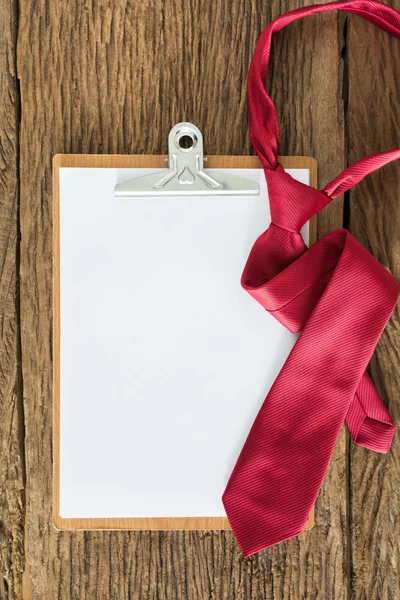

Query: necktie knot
[265,164,332,233]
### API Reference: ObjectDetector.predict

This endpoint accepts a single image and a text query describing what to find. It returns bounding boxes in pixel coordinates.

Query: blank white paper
[58,167,310,519]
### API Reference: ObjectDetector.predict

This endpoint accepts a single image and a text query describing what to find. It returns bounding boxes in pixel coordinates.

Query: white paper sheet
[58,167,310,518]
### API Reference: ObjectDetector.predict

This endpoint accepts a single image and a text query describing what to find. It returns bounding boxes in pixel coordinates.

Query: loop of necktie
[223,0,399,557]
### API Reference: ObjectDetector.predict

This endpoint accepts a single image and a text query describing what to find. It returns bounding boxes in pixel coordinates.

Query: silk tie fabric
[222,0,400,558]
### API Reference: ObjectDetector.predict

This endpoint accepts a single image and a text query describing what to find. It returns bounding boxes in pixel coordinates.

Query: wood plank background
[0,0,397,598]
[347,5,400,599]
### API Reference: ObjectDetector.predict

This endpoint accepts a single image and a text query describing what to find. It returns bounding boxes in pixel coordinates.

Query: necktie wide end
[222,490,310,557]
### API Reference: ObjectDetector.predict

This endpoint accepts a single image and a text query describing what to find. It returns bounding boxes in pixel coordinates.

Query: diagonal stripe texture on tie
[222,0,400,557]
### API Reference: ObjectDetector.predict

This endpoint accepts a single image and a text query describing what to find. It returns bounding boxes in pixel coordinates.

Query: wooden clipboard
[53,153,317,532]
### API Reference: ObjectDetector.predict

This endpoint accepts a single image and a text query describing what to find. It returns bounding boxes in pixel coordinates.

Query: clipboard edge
[52,154,317,531]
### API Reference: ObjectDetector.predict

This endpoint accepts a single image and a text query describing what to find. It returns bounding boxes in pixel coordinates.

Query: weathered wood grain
[0,0,25,599]
[17,1,347,598]
[347,5,400,600]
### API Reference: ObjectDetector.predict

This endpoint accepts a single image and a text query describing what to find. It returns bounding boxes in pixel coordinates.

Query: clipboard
[53,124,317,532]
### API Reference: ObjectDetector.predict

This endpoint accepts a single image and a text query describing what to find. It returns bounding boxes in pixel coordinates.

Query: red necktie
[222,0,400,558]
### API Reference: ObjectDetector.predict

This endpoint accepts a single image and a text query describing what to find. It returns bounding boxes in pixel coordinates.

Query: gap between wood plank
[340,12,354,600]
[12,0,32,596]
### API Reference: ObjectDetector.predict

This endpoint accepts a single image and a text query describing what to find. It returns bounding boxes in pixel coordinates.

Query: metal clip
[115,122,259,197]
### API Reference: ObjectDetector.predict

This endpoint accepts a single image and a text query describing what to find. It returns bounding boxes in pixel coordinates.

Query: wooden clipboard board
[53,153,317,532]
